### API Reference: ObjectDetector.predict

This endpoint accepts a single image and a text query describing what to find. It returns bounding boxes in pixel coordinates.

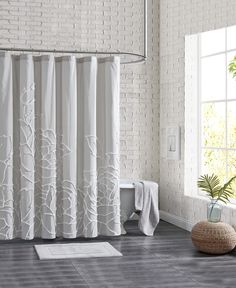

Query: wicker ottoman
[191,221,236,255]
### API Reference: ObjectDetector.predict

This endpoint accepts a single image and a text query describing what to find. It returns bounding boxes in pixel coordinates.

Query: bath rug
[35,242,122,260]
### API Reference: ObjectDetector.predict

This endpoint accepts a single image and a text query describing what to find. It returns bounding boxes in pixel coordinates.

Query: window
[199,27,236,187]
[185,25,236,197]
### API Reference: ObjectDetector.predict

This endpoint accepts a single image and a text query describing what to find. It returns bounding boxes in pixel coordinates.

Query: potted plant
[197,174,236,222]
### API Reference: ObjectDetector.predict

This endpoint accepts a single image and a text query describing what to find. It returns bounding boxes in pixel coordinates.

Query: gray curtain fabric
[0,53,121,239]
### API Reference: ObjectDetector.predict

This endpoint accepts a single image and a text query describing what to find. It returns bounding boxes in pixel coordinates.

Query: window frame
[197,28,236,201]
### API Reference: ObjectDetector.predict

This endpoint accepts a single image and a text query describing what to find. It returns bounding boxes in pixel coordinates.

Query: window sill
[189,193,236,209]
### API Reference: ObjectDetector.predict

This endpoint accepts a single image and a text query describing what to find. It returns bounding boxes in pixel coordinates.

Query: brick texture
[160,0,236,227]
[0,0,160,182]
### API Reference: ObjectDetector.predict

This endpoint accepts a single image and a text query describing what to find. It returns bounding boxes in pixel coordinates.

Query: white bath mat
[34,242,122,260]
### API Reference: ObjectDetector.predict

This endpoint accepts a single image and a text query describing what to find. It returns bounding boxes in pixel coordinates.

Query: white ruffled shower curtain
[0,53,121,239]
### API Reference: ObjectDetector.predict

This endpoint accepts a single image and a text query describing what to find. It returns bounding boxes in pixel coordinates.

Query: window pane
[227,101,236,148]
[228,150,236,178]
[202,103,225,147]
[201,55,225,101]
[201,28,225,56]
[201,149,226,183]
[227,25,236,50]
[227,52,236,99]
[227,150,236,198]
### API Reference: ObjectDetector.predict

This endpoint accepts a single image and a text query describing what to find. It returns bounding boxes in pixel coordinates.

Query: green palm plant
[198,174,236,222]
[197,174,236,204]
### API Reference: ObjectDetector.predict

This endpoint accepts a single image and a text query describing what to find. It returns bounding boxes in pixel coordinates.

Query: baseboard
[160,210,194,232]
[129,210,194,232]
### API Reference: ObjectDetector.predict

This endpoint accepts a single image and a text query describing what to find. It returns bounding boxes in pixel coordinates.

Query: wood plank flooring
[0,220,235,288]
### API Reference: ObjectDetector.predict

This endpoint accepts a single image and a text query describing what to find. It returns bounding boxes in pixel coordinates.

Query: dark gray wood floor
[0,220,236,288]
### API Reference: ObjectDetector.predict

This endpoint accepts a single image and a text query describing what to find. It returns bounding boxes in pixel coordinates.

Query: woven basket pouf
[191,221,236,255]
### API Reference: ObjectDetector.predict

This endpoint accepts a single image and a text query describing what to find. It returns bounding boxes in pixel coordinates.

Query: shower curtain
[0,53,121,239]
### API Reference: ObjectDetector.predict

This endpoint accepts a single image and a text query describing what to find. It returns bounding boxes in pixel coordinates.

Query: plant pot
[207,199,222,223]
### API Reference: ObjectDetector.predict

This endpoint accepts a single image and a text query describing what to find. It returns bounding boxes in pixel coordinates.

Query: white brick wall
[0,0,159,182]
[160,0,236,228]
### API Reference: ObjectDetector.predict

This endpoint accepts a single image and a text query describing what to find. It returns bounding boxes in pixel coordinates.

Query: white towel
[134,181,159,236]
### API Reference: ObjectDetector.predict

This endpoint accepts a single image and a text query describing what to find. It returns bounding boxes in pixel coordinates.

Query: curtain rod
[0,48,145,64]
[0,0,147,65]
